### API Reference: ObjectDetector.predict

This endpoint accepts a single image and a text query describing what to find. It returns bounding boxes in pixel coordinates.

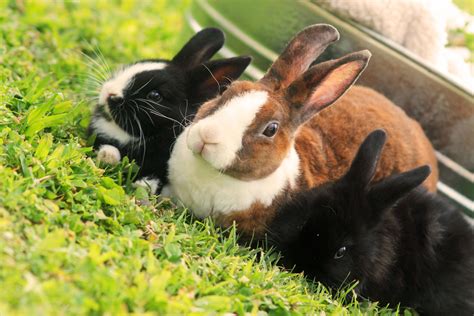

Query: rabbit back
[297,85,438,191]
[391,192,474,315]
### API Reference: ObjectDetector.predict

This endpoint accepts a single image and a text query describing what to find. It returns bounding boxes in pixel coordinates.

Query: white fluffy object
[317,0,473,89]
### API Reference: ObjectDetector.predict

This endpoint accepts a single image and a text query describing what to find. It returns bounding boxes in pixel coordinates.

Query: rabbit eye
[262,122,279,137]
[147,90,162,101]
[334,246,346,259]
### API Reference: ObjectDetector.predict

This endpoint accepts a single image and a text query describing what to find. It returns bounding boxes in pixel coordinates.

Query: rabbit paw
[160,185,172,197]
[97,145,121,165]
[133,177,160,194]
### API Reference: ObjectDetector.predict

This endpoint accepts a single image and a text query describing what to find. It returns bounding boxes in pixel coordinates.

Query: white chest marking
[167,133,301,218]
[91,117,138,145]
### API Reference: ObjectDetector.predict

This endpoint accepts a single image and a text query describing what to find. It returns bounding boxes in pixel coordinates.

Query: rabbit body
[217,85,437,234]
[88,102,181,192]
[268,130,473,315]
[167,25,438,237]
[297,85,438,189]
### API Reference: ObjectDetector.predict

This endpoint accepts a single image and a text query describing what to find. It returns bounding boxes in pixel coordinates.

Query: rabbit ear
[260,24,339,91]
[344,129,387,189]
[187,56,252,104]
[172,28,225,69]
[286,51,371,126]
[369,165,431,211]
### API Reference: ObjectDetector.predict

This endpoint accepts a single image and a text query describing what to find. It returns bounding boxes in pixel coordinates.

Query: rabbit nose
[199,124,219,144]
[107,94,124,107]
[191,140,205,155]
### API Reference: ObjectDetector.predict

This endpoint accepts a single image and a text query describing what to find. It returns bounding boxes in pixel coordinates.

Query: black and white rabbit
[268,130,474,315]
[87,27,251,193]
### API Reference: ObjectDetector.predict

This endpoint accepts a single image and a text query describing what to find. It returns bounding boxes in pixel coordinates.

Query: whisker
[93,46,113,77]
[80,51,110,82]
[133,100,155,126]
[137,98,171,110]
[147,110,184,129]
[86,45,112,78]
[131,77,154,96]
[125,75,136,92]
[202,63,221,94]
[133,113,146,167]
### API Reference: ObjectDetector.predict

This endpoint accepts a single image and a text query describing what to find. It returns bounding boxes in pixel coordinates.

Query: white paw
[133,177,160,194]
[97,145,121,165]
[160,185,172,197]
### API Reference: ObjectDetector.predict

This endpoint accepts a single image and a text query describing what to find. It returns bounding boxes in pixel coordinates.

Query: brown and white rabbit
[165,24,438,236]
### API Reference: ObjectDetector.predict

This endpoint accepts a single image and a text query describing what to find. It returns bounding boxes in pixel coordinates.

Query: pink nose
[199,125,219,144]
[192,140,205,155]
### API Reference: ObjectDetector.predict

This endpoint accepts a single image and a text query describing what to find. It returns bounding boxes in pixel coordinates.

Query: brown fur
[260,24,339,90]
[224,83,293,180]
[216,83,437,236]
[296,86,438,190]
[217,202,275,237]
[187,25,438,237]
[220,86,437,237]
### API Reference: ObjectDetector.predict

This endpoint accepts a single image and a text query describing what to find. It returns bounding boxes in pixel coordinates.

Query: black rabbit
[268,130,474,315]
[87,27,251,193]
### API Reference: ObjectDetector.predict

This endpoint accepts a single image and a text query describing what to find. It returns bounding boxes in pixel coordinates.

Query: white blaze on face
[99,62,167,106]
[186,90,268,170]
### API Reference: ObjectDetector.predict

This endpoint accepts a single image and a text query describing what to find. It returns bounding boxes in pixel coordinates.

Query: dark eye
[334,246,346,259]
[147,90,162,101]
[262,122,279,137]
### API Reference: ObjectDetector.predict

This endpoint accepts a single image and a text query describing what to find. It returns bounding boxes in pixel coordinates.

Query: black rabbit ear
[187,56,251,104]
[172,27,225,69]
[369,165,431,211]
[344,130,387,189]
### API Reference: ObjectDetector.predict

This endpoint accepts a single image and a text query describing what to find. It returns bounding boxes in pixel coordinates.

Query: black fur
[87,28,251,192]
[268,130,474,315]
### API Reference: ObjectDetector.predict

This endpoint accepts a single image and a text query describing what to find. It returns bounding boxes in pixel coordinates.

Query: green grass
[451,0,474,62]
[454,0,474,15]
[0,1,399,315]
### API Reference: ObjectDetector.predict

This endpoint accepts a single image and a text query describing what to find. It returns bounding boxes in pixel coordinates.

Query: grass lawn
[0,1,398,315]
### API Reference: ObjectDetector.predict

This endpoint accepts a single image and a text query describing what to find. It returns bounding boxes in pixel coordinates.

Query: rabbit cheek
[223,100,293,180]
[187,90,269,170]
[225,131,292,180]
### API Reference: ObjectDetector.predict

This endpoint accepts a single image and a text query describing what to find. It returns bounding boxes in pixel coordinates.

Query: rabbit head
[269,130,431,288]
[184,24,371,180]
[97,27,251,137]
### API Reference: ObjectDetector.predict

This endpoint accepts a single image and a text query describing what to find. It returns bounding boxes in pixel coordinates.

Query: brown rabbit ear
[259,24,339,91]
[286,50,371,126]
